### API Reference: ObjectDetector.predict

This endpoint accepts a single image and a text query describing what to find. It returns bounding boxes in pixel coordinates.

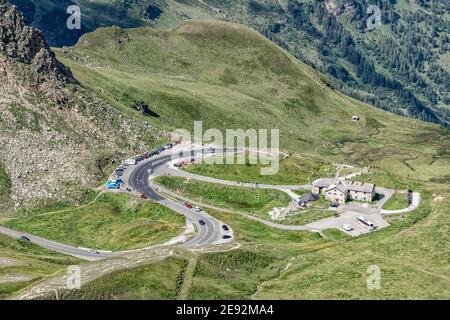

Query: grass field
[185,153,334,185]
[190,187,449,299]
[352,169,412,190]
[283,210,335,226]
[4,193,185,251]
[53,257,188,300]
[0,234,80,298]
[383,192,410,210]
[155,176,291,219]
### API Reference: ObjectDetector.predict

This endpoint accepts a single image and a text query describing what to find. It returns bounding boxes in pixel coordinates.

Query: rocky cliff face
[0,0,74,83]
[0,0,163,214]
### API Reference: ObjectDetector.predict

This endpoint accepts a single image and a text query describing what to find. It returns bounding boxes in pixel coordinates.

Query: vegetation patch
[155,176,291,219]
[283,210,335,226]
[0,234,80,299]
[188,250,279,299]
[52,257,188,300]
[4,193,185,251]
[383,192,410,210]
[185,154,334,185]
[0,163,11,201]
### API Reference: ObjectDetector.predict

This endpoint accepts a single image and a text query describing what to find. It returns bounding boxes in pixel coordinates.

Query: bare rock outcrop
[0,0,75,98]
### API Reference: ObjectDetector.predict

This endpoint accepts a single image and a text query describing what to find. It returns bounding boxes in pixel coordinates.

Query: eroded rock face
[0,0,74,83]
[0,1,163,214]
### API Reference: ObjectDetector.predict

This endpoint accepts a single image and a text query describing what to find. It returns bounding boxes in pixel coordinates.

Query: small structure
[312,178,340,195]
[346,181,376,202]
[312,178,376,204]
[324,182,348,204]
[302,192,320,203]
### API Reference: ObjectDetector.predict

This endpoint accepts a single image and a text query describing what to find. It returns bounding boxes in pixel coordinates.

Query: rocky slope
[0,0,73,82]
[0,0,164,214]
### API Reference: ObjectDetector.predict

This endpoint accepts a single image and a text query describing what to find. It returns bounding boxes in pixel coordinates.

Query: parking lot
[305,206,391,236]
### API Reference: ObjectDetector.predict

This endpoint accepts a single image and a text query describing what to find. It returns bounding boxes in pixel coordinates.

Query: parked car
[107,181,120,189]
[19,236,31,242]
[222,235,232,240]
[199,220,206,226]
[148,169,154,174]
[140,193,148,200]
[185,203,193,209]
[331,202,340,208]
[193,207,202,212]
[222,225,229,231]
[342,224,353,232]
[174,163,182,168]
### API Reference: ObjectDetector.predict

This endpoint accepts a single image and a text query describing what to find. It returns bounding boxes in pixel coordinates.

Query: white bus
[357,216,376,230]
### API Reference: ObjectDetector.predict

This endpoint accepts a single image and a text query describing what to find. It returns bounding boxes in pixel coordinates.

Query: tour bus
[357,216,376,230]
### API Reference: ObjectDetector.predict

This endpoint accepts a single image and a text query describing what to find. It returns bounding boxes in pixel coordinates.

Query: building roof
[314,177,375,194]
[302,192,320,202]
[325,182,348,194]
[312,178,339,188]
[346,181,375,193]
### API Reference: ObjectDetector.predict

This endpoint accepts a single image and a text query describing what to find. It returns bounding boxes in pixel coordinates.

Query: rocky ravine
[0,0,164,214]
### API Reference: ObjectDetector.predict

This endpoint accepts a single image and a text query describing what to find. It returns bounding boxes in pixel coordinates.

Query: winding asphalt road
[0,225,121,261]
[0,144,421,259]
[127,148,235,248]
[0,146,235,260]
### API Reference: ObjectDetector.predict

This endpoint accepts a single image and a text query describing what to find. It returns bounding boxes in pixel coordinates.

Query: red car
[140,193,148,200]
[185,203,193,209]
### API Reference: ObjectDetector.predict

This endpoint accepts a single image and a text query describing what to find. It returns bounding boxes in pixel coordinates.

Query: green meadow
[4,193,185,251]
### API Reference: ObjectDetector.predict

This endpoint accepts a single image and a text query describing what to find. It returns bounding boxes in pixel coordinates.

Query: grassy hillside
[155,176,291,219]
[56,20,450,183]
[12,0,450,126]
[185,153,335,184]
[4,193,186,251]
[39,185,449,299]
[52,257,188,300]
[0,234,80,298]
